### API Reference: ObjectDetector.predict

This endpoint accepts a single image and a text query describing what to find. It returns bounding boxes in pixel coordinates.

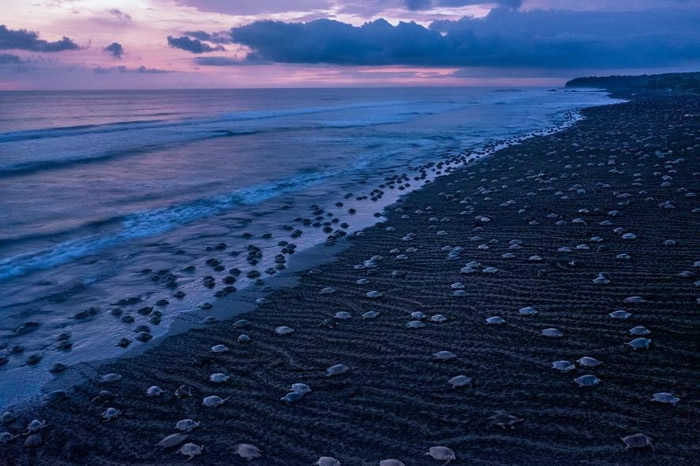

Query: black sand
[2,93,699,465]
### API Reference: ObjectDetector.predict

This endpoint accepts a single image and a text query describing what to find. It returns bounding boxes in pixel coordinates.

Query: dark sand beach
[2,92,699,465]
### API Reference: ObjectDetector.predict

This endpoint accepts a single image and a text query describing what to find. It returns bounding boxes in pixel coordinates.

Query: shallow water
[0,87,618,409]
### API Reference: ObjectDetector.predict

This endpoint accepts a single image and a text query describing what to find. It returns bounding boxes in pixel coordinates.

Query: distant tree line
[565,72,700,92]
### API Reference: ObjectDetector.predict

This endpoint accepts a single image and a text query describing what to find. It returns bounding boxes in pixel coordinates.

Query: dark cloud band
[167,35,225,53]
[0,25,79,52]
[230,8,700,69]
[0,53,23,65]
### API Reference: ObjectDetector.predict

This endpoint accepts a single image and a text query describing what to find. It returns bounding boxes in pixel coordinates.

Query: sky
[0,0,698,89]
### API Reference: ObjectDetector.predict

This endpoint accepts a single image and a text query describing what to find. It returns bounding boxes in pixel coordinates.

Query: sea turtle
[542,328,563,337]
[101,407,121,422]
[23,419,47,434]
[433,351,457,361]
[425,446,456,464]
[275,326,294,336]
[629,326,651,336]
[406,321,426,329]
[44,390,68,403]
[146,385,164,397]
[290,383,311,394]
[609,310,631,319]
[362,311,380,320]
[179,442,204,460]
[99,373,122,383]
[233,319,250,328]
[621,433,654,451]
[430,314,448,323]
[519,306,538,316]
[552,360,575,372]
[175,384,192,398]
[319,318,338,329]
[202,395,228,407]
[235,443,262,460]
[326,364,350,377]
[489,411,524,429]
[209,373,230,383]
[334,312,352,320]
[651,392,680,406]
[574,374,601,387]
[486,316,505,325]
[211,344,229,353]
[448,375,472,388]
[314,457,341,466]
[0,432,16,445]
[175,419,200,432]
[577,357,603,367]
[379,460,405,466]
[627,338,652,350]
[92,390,116,403]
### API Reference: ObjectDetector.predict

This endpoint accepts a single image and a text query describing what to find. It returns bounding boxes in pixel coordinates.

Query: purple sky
[0,0,698,89]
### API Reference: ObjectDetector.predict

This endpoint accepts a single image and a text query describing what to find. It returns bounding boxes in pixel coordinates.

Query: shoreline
[2,91,699,464]
[0,97,596,413]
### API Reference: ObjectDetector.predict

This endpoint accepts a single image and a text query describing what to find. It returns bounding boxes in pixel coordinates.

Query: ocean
[0,87,617,409]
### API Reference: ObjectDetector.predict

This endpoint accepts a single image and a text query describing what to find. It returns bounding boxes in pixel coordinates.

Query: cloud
[231,19,445,65]
[193,55,268,66]
[405,0,521,10]
[167,35,225,53]
[176,0,330,16]
[523,0,697,11]
[103,42,124,59]
[106,8,132,22]
[93,65,172,74]
[230,8,700,69]
[194,56,242,66]
[0,53,37,74]
[136,65,171,74]
[0,53,23,65]
[184,30,232,43]
[404,0,430,10]
[0,25,80,52]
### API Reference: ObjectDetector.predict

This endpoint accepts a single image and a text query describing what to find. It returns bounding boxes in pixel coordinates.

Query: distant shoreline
[566,71,700,94]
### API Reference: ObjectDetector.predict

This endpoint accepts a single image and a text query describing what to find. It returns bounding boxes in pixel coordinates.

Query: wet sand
[2,92,699,465]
